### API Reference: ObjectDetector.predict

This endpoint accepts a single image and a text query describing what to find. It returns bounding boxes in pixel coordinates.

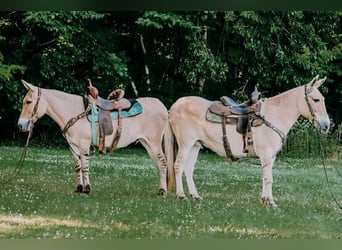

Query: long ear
[308,75,319,86]
[21,79,34,91]
[313,76,327,89]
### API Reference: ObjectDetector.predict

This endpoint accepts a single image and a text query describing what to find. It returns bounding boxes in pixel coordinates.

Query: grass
[0,145,341,239]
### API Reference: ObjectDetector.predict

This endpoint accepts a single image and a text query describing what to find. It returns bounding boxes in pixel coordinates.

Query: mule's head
[18,80,47,132]
[301,75,330,133]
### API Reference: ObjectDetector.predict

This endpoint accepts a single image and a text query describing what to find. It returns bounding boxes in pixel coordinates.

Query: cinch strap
[91,103,97,145]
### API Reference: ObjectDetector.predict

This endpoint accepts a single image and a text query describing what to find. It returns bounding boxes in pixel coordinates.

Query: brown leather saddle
[207,85,262,161]
[86,79,131,154]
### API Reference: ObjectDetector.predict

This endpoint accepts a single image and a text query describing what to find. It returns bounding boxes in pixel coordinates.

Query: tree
[135,11,228,103]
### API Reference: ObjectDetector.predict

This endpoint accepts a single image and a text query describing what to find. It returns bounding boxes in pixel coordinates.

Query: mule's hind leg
[174,143,194,199]
[140,139,168,196]
[184,142,202,199]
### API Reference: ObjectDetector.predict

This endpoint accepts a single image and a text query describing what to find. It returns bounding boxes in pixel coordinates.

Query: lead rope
[0,123,33,187]
[305,85,341,209]
[317,130,342,210]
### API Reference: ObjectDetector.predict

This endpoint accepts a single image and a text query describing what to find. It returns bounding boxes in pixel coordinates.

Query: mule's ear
[308,75,319,86]
[21,79,34,91]
[313,76,327,88]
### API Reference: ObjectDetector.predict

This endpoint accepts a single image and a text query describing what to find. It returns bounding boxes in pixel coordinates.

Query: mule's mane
[266,85,303,106]
[42,87,81,101]
[38,87,85,130]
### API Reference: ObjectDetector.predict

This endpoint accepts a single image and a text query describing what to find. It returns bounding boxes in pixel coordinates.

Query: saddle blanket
[87,100,143,123]
[206,110,236,123]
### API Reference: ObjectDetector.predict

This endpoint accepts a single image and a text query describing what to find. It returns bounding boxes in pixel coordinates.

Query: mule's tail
[163,119,176,192]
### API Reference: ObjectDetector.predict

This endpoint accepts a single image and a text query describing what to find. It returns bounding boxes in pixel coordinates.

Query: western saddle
[86,79,131,154]
[208,85,262,162]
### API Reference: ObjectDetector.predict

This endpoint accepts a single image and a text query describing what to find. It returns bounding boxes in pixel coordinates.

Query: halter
[304,84,317,125]
[30,87,42,125]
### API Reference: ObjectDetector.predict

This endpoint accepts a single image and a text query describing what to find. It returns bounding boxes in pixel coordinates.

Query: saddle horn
[87,78,93,87]
[86,79,98,98]
[250,84,261,105]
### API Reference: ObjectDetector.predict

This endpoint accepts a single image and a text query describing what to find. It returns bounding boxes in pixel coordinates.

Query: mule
[17,80,170,195]
[167,75,330,207]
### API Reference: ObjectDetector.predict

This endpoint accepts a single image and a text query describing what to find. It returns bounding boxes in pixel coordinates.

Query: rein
[0,87,41,186]
[62,103,92,136]
[254,111,287,144]
[0,126,33,186]
[317,131,342,210]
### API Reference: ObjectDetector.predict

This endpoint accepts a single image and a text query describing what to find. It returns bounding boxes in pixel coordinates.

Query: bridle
[304,84,317,126]
[29,87,42,127]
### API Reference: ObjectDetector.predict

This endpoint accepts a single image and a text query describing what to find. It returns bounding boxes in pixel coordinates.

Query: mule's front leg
[80,150,91,194]
[260,156,277,207]
[71,151,83,193]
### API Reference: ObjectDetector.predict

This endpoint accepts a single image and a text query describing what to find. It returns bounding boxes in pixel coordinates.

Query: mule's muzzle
[18,118,32,132]
[317,118,330,133]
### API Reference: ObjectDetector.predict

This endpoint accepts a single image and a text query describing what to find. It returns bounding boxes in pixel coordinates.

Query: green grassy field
[0,145,341,239]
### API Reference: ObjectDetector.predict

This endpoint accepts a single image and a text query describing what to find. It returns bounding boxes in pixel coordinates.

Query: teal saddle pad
[206,111,223,123]
[87,100,143,122]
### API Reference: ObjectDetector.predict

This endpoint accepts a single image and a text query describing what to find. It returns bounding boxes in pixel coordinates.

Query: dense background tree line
[0,11,341,144]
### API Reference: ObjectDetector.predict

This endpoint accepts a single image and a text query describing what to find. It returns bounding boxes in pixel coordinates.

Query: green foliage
[136,11,201,31]
[21,11,130,93]
[282,118,341,158]
[179,35,228,88]
[0,53,25,82]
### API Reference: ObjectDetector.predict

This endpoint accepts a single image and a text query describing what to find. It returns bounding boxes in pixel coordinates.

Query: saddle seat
[220,96,254,115]
[209,85,261,122]
[209,97,260,118]
[93,89,131,112]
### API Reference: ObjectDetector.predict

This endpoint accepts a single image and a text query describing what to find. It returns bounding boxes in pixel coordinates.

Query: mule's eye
[313,98,320,103]
[26,100,32,104]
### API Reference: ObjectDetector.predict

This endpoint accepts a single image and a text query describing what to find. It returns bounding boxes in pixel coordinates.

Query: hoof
[83,184,91,194]
[260,197,277,207]
[75,184,83,193]
[157,188,167,196]
[190,194,203,200]
[176,192,186,200]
